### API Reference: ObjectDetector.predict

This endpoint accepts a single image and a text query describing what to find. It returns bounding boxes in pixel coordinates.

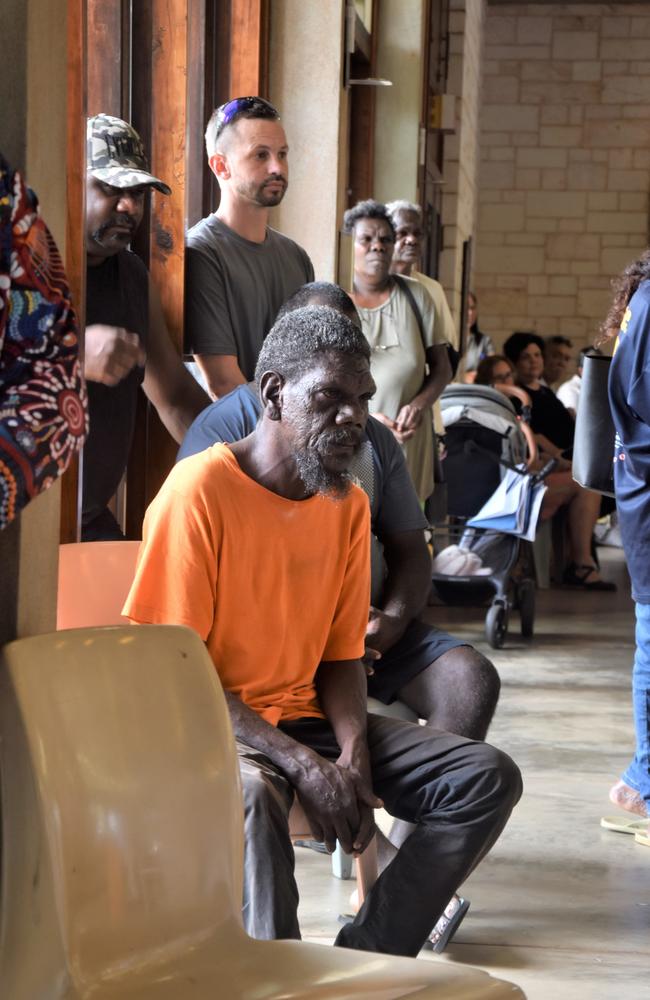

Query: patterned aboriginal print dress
[0,155,87,530]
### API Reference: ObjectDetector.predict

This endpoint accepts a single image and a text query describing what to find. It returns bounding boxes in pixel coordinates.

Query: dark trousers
[238,713,522,957]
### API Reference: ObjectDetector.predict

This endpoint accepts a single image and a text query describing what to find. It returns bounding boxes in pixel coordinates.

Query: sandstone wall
[474,2,650,348]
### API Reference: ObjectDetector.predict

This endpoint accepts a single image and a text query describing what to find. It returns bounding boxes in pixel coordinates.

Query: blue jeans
[622,601,650,810]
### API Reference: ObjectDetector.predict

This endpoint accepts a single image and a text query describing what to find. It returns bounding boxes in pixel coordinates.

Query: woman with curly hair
[602,249,650,840]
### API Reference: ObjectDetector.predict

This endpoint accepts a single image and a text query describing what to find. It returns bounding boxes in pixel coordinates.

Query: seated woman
[503,332,615,591]
[475,355,537,462]
[475,354,515,389]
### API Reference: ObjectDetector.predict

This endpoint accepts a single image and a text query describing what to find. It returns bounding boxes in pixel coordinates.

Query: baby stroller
[430,384,547,649]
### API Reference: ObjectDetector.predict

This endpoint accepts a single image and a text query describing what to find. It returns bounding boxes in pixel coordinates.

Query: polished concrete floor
[295,547,649,999]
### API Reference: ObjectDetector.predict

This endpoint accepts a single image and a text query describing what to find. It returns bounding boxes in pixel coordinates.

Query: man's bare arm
[143,279,210,442]
[193,353,247,400]
[366,529,432,656]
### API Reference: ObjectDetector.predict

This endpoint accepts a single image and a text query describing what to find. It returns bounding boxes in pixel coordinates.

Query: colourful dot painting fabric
[0,154,87,530]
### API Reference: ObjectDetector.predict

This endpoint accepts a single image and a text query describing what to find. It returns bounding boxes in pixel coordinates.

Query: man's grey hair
[255,305,370,388]
[385,200,422,221]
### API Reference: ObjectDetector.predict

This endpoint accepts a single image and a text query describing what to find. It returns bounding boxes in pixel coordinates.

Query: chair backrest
[0,625,246,998]
[57,541,141,630]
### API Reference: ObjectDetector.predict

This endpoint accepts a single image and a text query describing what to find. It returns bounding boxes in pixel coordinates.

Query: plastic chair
[56,540,141,629]
[0,625,524,999]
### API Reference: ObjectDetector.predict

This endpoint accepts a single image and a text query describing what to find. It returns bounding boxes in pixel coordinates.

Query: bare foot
[609,780,649,817]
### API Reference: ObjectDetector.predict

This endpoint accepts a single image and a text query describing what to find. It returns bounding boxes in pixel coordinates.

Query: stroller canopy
[440,384,528,468]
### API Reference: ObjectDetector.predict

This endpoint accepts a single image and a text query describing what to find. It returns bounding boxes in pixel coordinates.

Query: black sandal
[563,563,617,591]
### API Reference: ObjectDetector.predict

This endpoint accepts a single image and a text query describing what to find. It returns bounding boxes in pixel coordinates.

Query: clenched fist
[84,325,146,386]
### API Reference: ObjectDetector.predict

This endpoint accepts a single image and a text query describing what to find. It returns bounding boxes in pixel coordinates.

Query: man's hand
[365,605,406,657]
[84,324,146,386]
[294,748,383,856]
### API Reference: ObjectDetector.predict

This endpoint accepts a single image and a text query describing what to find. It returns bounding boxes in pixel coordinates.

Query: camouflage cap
[87,114,171,195]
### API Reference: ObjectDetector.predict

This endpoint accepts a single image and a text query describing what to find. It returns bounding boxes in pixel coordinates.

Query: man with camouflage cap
[83,114,208,540]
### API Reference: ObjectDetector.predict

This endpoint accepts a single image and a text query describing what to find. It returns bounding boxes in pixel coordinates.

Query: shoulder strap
[393,273,426,349]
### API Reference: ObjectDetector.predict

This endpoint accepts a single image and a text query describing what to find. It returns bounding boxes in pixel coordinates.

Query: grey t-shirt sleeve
[366,417,428,535]
[184,243,236,356]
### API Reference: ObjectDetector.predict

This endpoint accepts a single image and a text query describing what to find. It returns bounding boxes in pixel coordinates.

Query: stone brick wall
[474,2,650,349]
[439,0,486,323]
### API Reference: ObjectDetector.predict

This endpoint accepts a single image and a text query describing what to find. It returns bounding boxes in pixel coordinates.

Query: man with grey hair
[184,96,313,399]
[126,304,522,958]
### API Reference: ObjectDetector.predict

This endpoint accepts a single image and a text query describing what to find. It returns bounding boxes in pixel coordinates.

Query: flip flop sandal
[422,896,470,954]
[601,816,649,835]
[563,563,617,591]
[634,830,650,847]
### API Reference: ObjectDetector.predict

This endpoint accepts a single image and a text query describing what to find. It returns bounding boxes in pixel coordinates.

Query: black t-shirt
[526,383,575,451]
[83,250,148,529]
[610,280,650,603]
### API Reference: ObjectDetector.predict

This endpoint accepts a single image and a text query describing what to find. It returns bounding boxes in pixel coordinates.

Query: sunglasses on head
[214,96,279,139]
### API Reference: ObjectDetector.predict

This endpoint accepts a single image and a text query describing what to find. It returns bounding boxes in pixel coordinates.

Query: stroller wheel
[486,602,508,649]
[518,579,535,638]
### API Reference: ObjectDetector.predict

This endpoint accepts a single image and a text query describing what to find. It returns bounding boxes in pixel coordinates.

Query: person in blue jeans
[603,250,650,843]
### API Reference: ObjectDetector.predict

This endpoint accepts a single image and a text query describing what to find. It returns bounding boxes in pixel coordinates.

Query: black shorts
[366,619,467,705]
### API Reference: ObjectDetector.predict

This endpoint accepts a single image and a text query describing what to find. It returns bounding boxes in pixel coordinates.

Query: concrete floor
[295,547,650,999]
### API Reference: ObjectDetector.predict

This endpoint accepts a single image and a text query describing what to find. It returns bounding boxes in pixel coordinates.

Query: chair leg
[331,842,353,880]
[354,835,378,906]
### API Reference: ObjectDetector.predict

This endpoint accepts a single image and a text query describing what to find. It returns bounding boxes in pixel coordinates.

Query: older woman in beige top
[343,200,451,501]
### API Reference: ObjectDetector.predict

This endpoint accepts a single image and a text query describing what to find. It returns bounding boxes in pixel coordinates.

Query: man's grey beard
[294,449,352,500]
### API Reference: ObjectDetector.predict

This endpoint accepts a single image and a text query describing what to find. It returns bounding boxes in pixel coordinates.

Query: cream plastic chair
[0,625,524,999]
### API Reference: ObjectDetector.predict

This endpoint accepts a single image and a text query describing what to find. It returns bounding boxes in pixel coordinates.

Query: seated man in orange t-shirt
[124,305,522,957]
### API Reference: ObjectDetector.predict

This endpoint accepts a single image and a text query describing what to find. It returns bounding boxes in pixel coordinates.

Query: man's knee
[414,735,522,820]
[467,741,523,812]
[465,647,501,712]
[451,646,500,701]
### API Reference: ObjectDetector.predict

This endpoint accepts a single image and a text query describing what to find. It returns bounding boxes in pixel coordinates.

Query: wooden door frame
[60,0,88,543]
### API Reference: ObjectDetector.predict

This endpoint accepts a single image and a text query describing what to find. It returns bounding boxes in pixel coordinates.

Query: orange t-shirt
[123,444,370,725]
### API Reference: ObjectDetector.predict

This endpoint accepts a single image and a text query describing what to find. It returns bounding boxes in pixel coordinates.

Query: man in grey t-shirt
[185,96,314,399]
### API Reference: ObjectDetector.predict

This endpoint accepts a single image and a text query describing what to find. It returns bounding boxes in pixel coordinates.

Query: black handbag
[572,353,615,497]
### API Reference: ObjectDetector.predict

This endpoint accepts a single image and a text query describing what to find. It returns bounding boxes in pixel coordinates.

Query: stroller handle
[463,439,556,483]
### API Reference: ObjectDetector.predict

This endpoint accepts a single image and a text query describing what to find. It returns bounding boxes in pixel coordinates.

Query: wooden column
[87,0,124,117]
[149,0,188,354]
[230,0,269,97]
[60,0,88,543]
[124,0,190,533]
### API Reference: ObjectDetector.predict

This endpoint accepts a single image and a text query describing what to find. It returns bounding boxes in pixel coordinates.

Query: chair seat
[77,933,522,1000]
[367,696,419,722]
